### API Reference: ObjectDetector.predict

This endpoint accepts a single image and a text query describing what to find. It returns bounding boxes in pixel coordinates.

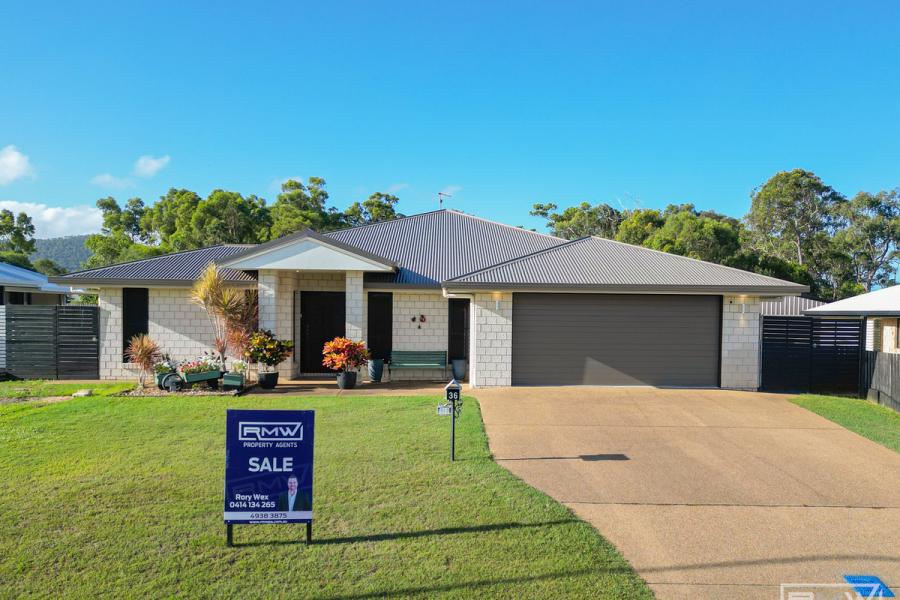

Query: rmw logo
[239,421,303,441]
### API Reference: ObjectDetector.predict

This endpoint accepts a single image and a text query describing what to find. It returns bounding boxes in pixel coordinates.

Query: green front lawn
[0,394,650,599]
[0,380,135,399]
[792,394,900,453]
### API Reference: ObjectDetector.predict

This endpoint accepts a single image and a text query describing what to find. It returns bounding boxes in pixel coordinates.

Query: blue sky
[2,1,899,237]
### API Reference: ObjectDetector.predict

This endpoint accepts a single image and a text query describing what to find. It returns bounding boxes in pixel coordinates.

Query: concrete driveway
[475,387,900,599]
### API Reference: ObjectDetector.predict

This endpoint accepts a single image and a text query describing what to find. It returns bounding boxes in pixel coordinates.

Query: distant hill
[31,235,92,272]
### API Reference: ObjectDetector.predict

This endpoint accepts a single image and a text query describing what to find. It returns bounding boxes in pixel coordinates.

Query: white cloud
[90,173,135,189]
[0,145,35,185]
[0,200,102,237]
[133,154,170,178]
[387,182,410,193]
[440,184,462,196]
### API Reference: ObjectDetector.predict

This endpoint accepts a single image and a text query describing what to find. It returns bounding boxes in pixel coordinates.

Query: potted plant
[322,337,370,390]
[245,329,294,389]
[180,357,221,389]
[154,357,178,389]
[223,360,247,390]
[368,357,384,383]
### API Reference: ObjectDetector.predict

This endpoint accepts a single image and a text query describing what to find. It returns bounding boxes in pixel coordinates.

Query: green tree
[344,192,403,227]
[189,190,272,247]
[96,197,148,243]
[0,209,36,254]
[270,178,343,238]
[644,209,741,263]
[614,209,665,245]
[32,258,66,276]
[530,202,623,239]
[745,169,846,266]
[834,190,900,292]
[723,251,815,291]
[0,250,34,270]
[141,188,202,251]
[83,230,165,269]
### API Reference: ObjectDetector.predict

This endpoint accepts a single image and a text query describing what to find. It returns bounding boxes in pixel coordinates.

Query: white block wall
[99,287,218,380]
[387,291,449,380]
[720,295,761,390]
[345,271,364,342]
[471,292,512,387]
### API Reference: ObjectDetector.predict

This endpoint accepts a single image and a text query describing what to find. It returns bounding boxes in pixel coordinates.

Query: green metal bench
[389,350,448,379]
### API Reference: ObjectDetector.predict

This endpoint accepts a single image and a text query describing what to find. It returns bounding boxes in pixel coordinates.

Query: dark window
[7,291,28,305]
[448,298,470,360]
[122,288,149,361]
[367,292,393,361]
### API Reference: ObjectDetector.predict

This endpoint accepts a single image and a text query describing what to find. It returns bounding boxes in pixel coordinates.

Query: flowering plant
[230,359,247,374]
[322,337,370,372]
[180,358,219,375]
[153,358,178,374]
[244,329,294,372]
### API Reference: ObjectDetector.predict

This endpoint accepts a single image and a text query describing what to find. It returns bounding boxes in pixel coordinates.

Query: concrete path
[475,387,900,599]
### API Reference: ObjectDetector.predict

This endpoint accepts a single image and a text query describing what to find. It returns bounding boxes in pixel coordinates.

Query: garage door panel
[512,294,721,386]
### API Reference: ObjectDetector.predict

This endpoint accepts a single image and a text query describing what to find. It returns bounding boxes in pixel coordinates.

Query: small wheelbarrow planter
[158,369,222,392]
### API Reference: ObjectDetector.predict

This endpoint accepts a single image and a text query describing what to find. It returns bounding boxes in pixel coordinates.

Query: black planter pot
[258,371,279,390]
[336,371,357,390]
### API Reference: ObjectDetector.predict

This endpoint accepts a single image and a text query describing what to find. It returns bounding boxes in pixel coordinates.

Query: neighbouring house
[761,295,825,317]
[51,209,807,388]
[0,262,70,305]
[805,285,900,353]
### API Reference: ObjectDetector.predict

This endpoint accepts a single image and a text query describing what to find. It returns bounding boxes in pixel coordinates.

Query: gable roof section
[445,236,809,295]
[49,245,258,287]
[325,210,565,286]
[216,228,397,271]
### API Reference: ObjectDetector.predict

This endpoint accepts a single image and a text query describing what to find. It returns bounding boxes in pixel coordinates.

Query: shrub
[180,358,219,375]
[124,334,162,387]
[322,337,370,372]
[245,330,294,372]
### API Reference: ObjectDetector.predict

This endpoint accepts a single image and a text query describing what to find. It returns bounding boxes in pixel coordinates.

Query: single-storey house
[52,209,807,388]
[805,285,900,353]
[0,262,70,305]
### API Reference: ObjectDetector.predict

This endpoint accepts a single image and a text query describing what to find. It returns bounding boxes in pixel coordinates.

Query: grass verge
[792,394,900,453]
[0,394,650,599]
[0,380,135,399]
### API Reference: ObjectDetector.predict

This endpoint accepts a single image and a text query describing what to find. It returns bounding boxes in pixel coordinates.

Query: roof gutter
[442,282,809,296]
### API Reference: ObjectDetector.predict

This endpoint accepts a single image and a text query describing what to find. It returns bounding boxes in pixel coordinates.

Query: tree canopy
[532,173,900,299]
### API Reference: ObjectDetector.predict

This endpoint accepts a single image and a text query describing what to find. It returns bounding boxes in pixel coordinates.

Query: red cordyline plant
[322,337,370,372]
[125,334,162,388]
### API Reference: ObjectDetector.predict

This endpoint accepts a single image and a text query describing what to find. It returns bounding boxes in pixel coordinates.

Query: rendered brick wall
[720,295,761,390]
[471,292,512,388]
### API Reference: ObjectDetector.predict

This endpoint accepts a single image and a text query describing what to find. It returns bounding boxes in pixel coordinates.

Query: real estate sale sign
[224,409,314,524]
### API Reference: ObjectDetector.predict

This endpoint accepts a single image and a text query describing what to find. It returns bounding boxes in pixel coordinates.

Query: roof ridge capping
[444,236,589,282]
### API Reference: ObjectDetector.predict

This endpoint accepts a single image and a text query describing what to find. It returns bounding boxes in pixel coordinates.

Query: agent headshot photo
[276,473,311,512]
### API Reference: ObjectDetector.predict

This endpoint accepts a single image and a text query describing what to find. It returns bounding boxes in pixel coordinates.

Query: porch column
[258,269,295,380]
[345,270,365,342]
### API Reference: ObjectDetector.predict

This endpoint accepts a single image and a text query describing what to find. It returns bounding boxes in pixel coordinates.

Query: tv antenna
[438,191,452,209]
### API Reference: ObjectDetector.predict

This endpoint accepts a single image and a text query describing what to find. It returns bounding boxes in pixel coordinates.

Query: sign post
[224,409,314,546]
[444,379,462,461]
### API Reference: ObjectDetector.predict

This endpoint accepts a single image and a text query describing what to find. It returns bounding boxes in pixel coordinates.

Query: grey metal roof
[49,245,258,287]
[761,295,825,316]
[445,236,810,294]
[325,210,565,286]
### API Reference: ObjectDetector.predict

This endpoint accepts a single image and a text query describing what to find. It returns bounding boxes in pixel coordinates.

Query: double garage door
[512,293,722,387]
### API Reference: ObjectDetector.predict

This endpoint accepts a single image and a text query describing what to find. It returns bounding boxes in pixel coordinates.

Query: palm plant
[125,334,162,387]
[191,264,258,366]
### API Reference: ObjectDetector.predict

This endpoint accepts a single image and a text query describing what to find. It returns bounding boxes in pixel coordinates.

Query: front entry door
[300,291,345,374]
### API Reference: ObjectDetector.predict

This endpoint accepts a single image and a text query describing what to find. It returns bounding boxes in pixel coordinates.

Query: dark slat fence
[5,305,99,380]
[760,316,863,395]
[860,351,900,412]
